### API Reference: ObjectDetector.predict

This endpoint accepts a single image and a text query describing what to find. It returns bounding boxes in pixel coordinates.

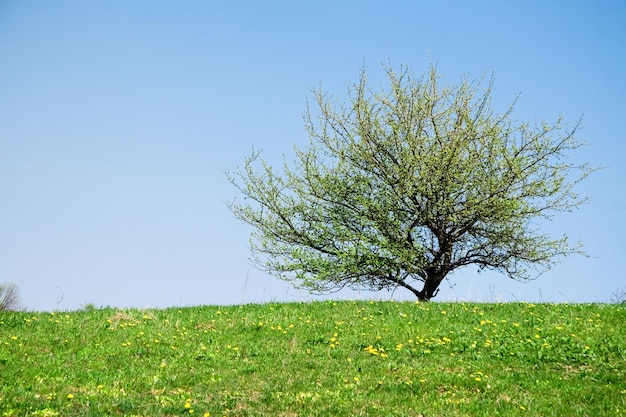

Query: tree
[227,64,594,301]
[0,283,23,311]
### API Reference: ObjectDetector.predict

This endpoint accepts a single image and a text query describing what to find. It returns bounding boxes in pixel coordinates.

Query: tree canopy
[227,64,593,301]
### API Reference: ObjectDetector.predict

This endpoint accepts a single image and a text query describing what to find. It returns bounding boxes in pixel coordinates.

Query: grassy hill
[1,301,624,416]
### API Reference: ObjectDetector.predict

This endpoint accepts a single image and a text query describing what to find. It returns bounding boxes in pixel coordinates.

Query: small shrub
[610,288,626,304]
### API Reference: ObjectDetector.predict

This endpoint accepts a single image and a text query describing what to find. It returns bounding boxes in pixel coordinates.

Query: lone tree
[228,64,593,301]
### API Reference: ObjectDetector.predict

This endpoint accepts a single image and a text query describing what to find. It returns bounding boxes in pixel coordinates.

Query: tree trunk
[417,268,446,301]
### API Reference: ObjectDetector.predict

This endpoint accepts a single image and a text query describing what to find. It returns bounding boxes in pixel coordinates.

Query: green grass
[1,301,625,416]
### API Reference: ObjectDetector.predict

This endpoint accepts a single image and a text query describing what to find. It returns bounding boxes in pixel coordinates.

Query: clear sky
[1,1,625,311]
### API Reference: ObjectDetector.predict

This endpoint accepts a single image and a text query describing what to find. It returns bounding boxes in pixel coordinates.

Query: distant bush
[0,283,23,311]
[611,288,626,304]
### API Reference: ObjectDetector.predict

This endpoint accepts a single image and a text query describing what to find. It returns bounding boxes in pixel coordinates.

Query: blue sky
[1,1,624,311]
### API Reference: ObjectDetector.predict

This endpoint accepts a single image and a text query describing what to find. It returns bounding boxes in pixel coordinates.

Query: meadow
[1,301,624,416]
